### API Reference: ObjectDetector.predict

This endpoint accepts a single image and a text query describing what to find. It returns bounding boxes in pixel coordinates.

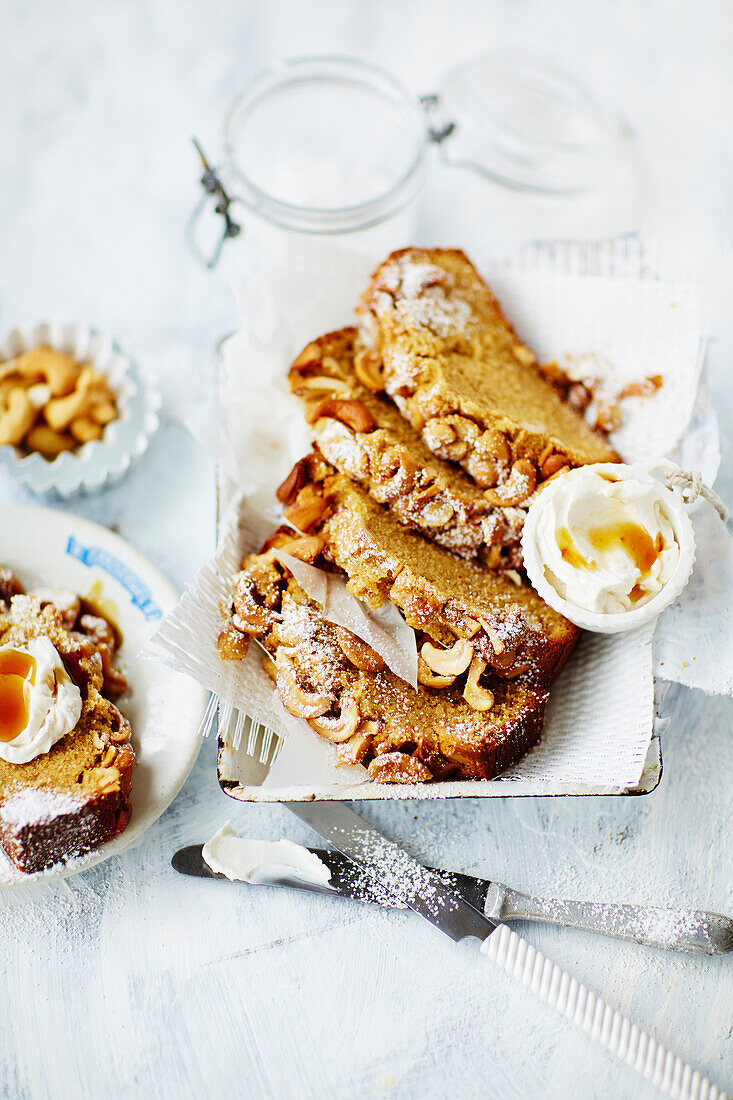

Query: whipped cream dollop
[202,823,333,887]
[0,636,82,765]
[523,463,693,621]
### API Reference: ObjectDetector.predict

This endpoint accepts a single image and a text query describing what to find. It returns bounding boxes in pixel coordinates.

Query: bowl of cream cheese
[521,462,696,633]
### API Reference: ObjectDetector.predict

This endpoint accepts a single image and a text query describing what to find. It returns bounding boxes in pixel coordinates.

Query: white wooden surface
[1,2,732,1098]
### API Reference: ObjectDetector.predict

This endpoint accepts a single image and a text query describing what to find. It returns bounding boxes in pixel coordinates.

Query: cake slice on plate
[0,571,134,874]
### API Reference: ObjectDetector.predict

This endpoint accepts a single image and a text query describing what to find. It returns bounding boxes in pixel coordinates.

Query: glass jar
[189,54,622,280]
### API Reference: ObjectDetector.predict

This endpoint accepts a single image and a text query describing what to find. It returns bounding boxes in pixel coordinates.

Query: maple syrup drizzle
[557,521,659,578]
[0,650,36,743]
[556,527,591,570]
[587,521,658,574]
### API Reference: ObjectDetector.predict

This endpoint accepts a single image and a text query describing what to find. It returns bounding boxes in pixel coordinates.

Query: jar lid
[433,53,622,194]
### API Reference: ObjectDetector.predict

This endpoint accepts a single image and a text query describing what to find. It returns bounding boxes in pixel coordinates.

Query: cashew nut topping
[462,656,495,711]
[274,533,325,564]
[294,375,352,397]
[276,458,309,505]
[484,459,538,507]
[290,343,322,371]
[477,428,511,466]
[423,419,457,450]
[217,626,251,661]
[465,452,498,488]
[308,396,376,433]
[417,654,456,689]
[420,637,474,677]
[478,617,506,655]
[232,580,277,633]
[276,651,332,720]
[420,498,455,528]
[540,452,569,481]
[336,722,377,766]
[334,626,386,673]
[30,587,81,630]
[366,751,432,784]
[353,349,385,392]
[283,487,330,533]
[494,661,531,680]
[308,694,361,743]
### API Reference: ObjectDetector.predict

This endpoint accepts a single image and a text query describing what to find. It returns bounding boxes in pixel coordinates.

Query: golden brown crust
[288,328,528,567]
[281,449,580,691]
[357,248,619,485]
[0,578,134,874]
[223,553,546,782]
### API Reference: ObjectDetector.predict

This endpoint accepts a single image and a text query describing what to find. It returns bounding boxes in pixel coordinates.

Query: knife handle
[496,888,733,955]
[482,926,727,1100]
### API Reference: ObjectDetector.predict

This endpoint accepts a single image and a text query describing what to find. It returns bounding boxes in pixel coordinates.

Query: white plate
[0,505,207,885]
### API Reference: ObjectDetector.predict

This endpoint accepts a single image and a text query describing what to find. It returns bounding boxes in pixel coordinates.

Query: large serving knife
[172,840,733,957]
[285,803,727,1100]
[173,806,729,1097]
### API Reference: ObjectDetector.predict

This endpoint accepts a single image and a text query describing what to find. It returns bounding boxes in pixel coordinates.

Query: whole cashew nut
[19,348,81,396]
[276,651,332,720]
[0,389,37,445]
[44,368,111,431]
[308,695,361,743]
[462,656,495,711]
[25,425,76,455]
[417,654,456,689]
[420,637,474,677]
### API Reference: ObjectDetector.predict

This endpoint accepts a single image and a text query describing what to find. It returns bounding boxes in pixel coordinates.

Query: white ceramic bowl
[0,321,160,497]
[521,462,697,634]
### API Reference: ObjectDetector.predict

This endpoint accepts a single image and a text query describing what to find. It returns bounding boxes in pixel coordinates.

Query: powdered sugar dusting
[397,261,447,299]
[396,293,473,338]
[0,786,85,828]
[374,254,474,338]
[330,821,460,918]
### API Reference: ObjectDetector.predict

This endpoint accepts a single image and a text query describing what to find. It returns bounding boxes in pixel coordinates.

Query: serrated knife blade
[286,801,497,942]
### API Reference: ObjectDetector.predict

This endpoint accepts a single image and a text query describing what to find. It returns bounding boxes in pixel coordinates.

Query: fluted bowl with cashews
[0,322,160,497]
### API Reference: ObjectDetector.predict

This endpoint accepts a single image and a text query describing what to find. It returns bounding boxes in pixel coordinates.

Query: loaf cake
[357,248,619,495]
[215,245,614,786]
[288,327,526,567]
[277,449,580,696]
[220,548,547,782]
[0,570,134,874]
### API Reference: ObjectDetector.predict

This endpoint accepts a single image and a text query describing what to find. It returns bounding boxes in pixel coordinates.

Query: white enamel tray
[0,506,207,884]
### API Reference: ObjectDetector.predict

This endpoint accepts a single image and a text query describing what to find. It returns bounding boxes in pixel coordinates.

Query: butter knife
[172,837,732,956]
[285,803,727,1100]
